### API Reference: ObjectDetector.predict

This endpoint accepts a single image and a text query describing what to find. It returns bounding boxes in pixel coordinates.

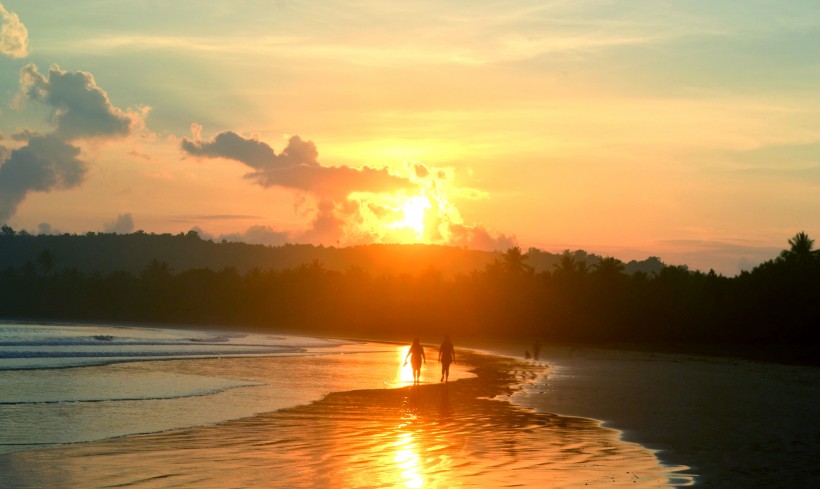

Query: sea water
[0,323,691,488]
[0,322,449,455]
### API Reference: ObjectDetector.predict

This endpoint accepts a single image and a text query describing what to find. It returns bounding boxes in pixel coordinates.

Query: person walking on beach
[438,335,455,382]
[404,337,426,385]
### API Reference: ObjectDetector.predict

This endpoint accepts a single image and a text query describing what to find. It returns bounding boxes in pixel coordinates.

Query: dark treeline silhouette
[0,226,817,360]
[0,226,663,276]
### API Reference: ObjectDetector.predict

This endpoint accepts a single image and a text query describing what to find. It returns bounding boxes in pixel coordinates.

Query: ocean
[0,322,690,488]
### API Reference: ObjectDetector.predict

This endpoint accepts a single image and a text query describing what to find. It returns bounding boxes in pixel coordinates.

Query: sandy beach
[1,334,817,488]
[513,346,820,488]
[0,348,682,489]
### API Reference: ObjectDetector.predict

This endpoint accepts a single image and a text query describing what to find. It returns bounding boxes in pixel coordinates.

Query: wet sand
[515,346,820,489]
[0,350,684,488]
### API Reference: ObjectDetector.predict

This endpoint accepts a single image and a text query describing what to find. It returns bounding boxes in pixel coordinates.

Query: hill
[0,227,664,276]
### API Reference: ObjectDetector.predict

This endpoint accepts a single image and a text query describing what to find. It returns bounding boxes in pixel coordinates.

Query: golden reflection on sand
[0,349,690,488]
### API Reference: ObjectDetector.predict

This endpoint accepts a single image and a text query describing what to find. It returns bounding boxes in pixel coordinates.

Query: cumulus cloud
[179,127,508,250]
[0,134,85,222]
[19,63,146,140]
[0,3,28,58]
[1,63,147,223]
[181,130,410,198]
[104,213,135,234]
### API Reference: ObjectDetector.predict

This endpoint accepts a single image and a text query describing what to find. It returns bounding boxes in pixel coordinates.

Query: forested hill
[0,228,664,276]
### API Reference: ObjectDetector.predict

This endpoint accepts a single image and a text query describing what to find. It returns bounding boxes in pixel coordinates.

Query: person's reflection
[438,384,451,418]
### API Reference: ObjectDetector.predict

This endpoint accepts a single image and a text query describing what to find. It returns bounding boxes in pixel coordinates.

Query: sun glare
[396,195,430,237]
[347,160,466,246]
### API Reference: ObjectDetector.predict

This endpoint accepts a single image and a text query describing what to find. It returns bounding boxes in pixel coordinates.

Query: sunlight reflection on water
[0,342,690,488]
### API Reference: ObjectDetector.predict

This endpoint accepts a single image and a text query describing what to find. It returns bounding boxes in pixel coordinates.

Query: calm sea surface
[0,322,689,488]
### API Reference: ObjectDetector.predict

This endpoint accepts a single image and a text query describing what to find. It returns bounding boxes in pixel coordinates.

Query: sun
[397,195,431,237]
[347,161,466,245]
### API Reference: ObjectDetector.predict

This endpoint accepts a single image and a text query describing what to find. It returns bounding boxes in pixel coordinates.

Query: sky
[1,1,819,275]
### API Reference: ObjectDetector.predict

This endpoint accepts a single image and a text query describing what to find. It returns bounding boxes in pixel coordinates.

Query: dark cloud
[0,134,85,222]
[181,131,411,198]
[1,63,145,223]
[0,3,28,58]
[19,63,143,140]
[181,131,283,169]
[103,213,135,234]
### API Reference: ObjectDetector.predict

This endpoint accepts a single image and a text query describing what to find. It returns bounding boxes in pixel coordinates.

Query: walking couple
[404,336,456,385]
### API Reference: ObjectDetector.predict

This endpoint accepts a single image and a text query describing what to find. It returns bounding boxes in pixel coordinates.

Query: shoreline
[510,344,820,488]
[3,323,817,487]
[0,347,683,488]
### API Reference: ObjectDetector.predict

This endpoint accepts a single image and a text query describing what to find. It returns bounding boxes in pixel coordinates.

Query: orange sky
[1,1,819,274]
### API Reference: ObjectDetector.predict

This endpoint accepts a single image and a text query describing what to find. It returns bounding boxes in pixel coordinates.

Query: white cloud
[0,3,28,58]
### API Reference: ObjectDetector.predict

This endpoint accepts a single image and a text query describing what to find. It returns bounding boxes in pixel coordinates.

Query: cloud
[181,130,411,198]
[1,63,147,223]
[214,225,290,247]
[19,63,146,140]
[0,134,85,222]
[181,131,283,169]
[448,223,517,251]
[0,3,28,58]
[103,213,135,234]
[179,127,505,250]
[295,199,350,245]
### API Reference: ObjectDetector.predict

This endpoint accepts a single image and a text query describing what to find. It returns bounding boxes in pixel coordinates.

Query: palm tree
[502,246,533,275]
[36,249,55,275]
[780,231,818,264]
[592,256,625,277]
[553,252,587,276]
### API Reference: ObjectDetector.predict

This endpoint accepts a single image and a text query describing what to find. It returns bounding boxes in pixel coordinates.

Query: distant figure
[404,337,426,384]
[533,339,541,361]
[524,350,531,360]
[438,335,456,382]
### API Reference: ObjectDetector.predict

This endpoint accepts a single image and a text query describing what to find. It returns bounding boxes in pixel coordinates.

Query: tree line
[0,229,817,357]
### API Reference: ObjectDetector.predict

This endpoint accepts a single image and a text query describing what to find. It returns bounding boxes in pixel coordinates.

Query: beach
[1,350,679,488]
[512,346,820,488]
[1,324,818,488]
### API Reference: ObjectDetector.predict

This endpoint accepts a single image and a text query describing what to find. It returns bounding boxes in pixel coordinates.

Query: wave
[0,347,302,359]
[0,382,262,406]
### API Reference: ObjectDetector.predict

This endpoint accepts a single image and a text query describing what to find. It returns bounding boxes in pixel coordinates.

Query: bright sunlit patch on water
[394,432,424,489]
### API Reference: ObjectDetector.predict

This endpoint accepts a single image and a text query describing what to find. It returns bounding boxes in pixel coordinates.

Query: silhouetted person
[533,339,541,361]
[438,335,455,382]
[404,337,426,385]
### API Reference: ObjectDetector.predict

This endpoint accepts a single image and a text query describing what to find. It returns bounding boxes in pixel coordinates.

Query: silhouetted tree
[780,231,818,264]
[502,246,533,275]
[36,249,56,275]
[592,256,625,277]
